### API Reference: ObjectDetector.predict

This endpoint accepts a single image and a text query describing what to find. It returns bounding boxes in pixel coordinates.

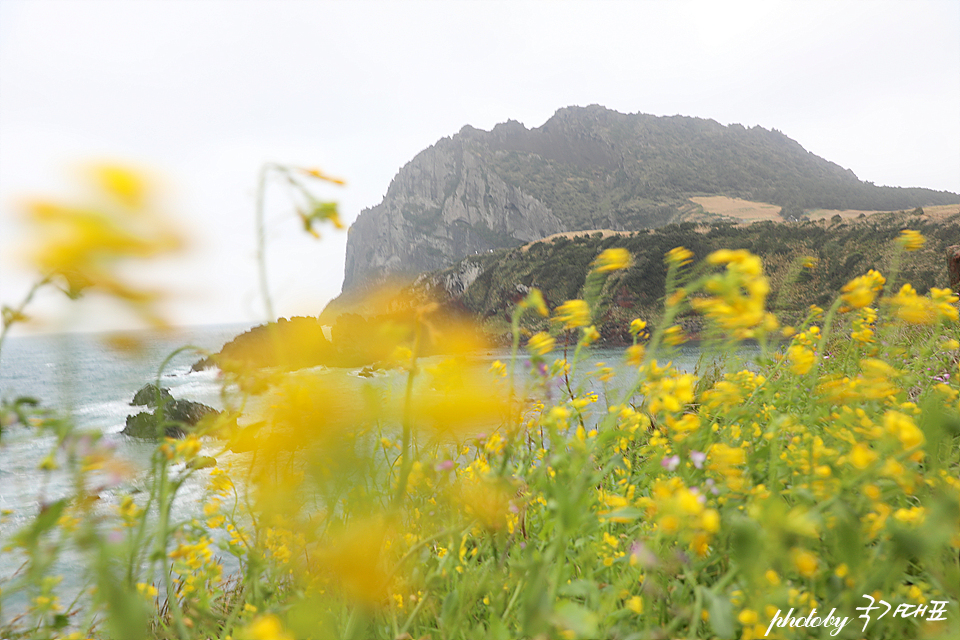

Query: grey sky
[1,0,958,333]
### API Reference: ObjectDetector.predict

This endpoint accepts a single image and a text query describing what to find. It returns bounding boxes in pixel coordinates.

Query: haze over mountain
[340,105,958,297]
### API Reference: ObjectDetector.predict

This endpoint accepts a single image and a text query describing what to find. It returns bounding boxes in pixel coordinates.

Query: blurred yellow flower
[840,270,885,312]
[897,229,925,252]
[520,288,549,316]
[299,166,346,185]
[792,548,819,578]
[20,164,184,327]
[245,614,294,640]
[883,410,924,450]
[582,325,601,346]
[665,246,693,266]
[553,299,590,329]
[527,331,555,356]
[592,247,632,273]
[787,345,816,375]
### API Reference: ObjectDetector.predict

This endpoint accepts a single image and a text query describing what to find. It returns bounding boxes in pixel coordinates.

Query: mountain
[337,105,958,301]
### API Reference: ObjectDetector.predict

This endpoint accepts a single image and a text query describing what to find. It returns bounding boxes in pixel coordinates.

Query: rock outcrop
[192,316,333,372]
[342,131,564,293]
[338,105,959,299]
[130,383,173,407]
[122,385,220,439]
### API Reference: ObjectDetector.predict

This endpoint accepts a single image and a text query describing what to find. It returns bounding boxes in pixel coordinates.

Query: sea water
[0,324,251,616]
[0,326,747,617]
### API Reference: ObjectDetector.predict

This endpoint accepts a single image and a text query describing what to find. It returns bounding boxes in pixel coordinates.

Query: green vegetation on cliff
[418,209,960,342]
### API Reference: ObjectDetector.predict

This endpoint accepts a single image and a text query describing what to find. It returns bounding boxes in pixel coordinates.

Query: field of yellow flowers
[1,168,958,639]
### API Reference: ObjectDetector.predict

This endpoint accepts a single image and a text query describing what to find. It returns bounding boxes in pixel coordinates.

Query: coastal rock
[121,398,219,439]
[192,316,333,372]
[130,383,173,407]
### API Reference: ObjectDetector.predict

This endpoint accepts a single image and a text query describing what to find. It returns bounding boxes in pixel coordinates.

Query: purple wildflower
[661,455,680,471]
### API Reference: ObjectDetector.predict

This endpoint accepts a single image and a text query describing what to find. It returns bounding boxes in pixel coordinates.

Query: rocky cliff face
[340,105,959,296]
[342,132,564,292]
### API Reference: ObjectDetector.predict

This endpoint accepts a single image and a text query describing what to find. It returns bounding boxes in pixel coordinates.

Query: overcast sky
[1,0,958,334]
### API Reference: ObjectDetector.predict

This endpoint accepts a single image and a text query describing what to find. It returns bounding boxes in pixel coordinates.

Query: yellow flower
[245,614,294,640]
[299,166,346,185]
[889,284,938,324]
[664,325,686,346]
[553,299,590,329]
[738,609,759,625]
[787,345,815,375]
[626,344,645,366]
[930,287,960,322]
[708,443,746,471]
[851,306,878,343]
[665,246,693,266]
[849,443,877,470]
[840,270,885,312]
[883,410,924,450]
[700,509,720,533]
[592,247,632,273]
[519,288,549,316]
[21,165,184,326]
[897,229,925,252]
[629,318,647,337]
[667,414,700,436]
[582,325,601,346]
[693,249,770,336]
[707,249,762,275]
[644,373,696,414]
[527,331,555,356]
[792,549,819,578]
[136,583,158,599]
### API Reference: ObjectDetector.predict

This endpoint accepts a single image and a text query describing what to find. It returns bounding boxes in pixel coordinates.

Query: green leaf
[441,588,459,626]
[14,498,68,547]
[552,600,599,638]
[703,590,735,639]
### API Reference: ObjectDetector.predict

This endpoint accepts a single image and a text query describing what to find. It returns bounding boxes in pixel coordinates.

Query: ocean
[0,323,253,614]
[0,325,735,617]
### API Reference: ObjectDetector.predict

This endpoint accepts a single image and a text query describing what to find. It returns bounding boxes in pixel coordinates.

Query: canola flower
[690,248,774,338]
[592,247,633,273]
[527,331,555,356]
[665,245,694,266]
[17,165,184,329]
[553,299,591,329]
[897,228,925,252]
[4,211,960,640]
[840,269,885,312]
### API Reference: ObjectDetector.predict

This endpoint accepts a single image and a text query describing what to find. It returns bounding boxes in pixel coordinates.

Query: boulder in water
[122,398,220,439]
[130,383,173,407]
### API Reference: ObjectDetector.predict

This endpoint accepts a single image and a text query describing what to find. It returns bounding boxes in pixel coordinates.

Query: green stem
[0,277,51,373]
[392,322,423,506]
